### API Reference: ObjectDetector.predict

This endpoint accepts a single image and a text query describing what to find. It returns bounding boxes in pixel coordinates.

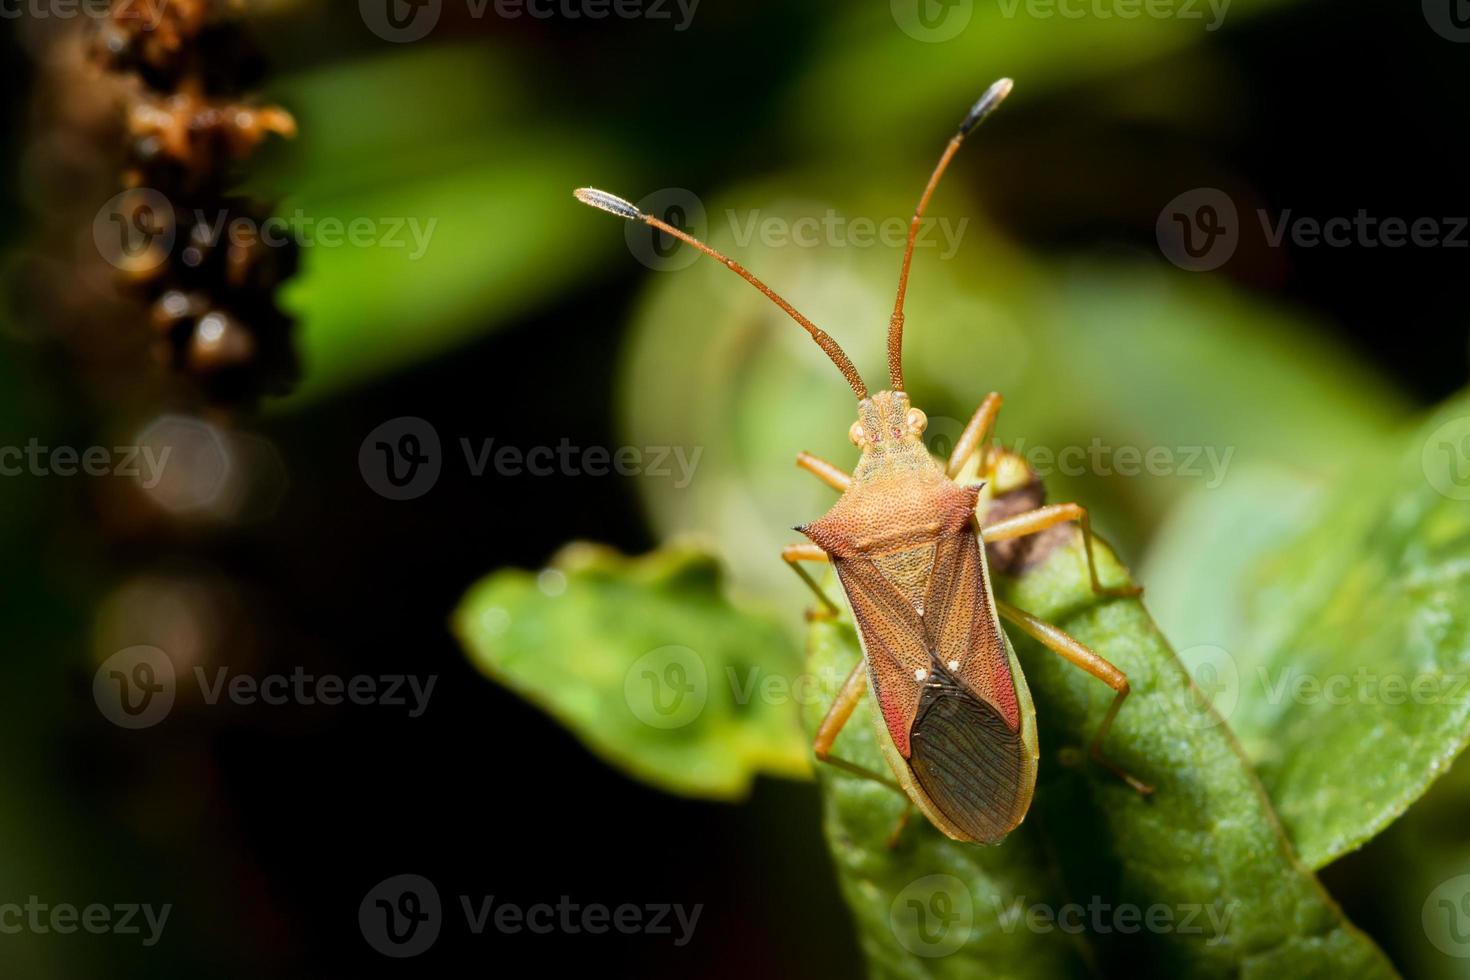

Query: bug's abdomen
[908,656,1029,844]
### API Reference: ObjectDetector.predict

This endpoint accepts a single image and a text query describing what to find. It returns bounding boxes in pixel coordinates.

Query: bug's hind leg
[996,600,1154,795]
[814,657,910,797]
[782,543,841,621]
[813,659,897,784]
[796,451,852,492]
[886,804,914,850]
[946,391,1003,478]
[982,503,1143,599]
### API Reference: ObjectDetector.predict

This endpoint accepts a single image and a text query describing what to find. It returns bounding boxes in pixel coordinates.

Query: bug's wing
[919,528,1019,728]
[906,528,1037,843]
[829,555,931,758]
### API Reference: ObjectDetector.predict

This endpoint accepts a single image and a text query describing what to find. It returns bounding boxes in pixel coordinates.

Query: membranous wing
[907,528,1034,843]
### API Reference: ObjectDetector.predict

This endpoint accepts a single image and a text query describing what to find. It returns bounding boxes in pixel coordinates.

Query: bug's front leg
[982,503,1143,598]
[782,543,841,620]
[996,600,1154,795]
[946,391,1004,478]
[795,451,852,492]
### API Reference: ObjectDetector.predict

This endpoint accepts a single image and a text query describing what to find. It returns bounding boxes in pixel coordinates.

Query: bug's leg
[813,658,906,795]
[782,543,841,620]
[787,547,912,818]
[946,391,1003,478]
[996,599,1154,795]
[796,451,852,493]
[981,503,1143,598]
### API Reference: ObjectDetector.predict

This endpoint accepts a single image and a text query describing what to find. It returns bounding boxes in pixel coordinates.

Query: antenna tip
[958,77,1014,136]
[574,187,644,221]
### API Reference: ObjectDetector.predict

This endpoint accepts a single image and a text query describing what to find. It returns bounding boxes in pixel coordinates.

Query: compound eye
[848,421,866,447]
[907,409,928,435]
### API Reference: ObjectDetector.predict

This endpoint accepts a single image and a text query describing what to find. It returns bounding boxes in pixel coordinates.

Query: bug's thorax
[800,391,977,563]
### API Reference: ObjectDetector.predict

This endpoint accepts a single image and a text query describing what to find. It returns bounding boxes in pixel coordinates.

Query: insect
[575,77,1152,846]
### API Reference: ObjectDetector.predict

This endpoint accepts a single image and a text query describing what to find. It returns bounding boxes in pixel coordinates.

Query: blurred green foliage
[1147,392,1470,869]
[456,540,808,798]
[256,44,636,403]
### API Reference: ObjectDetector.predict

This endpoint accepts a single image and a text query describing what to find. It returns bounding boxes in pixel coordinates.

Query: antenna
[574,187,870,401]
[887,77,1013,392]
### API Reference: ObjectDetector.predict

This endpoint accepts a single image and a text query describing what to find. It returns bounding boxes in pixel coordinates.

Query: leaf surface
[455,541,809,799]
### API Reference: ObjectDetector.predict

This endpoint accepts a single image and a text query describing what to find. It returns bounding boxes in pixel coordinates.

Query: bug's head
[851,390,928,453]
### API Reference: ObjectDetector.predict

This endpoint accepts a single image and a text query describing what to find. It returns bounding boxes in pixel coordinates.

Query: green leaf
[803,530,1396,977]
[1037,267,1407,485]
[453,540,809,799]
[1142,463,1324,681]
[253,44,634,405]
[1146,392,1470,869]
